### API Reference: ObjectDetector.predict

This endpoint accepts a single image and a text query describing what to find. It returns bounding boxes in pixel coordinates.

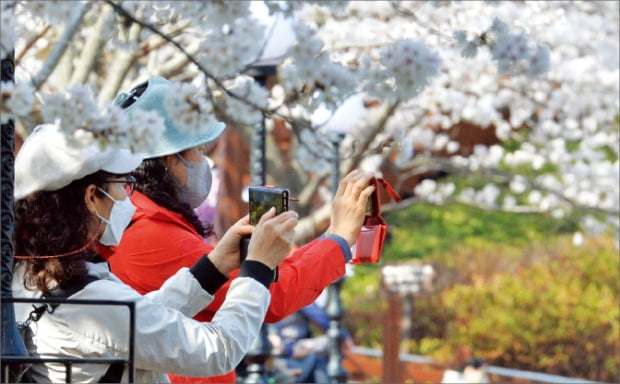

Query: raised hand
[208,215,254,275]
[325,170,376,246]
[246,207,299,269]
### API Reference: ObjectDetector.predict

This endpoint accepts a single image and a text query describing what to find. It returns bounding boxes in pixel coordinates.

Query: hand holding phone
[245,208,297,268]
[325,170,376,246]
[240,186,290,281]
[248,187,289,225]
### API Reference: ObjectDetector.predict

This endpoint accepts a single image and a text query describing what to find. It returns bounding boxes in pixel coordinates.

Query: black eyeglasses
[103,175,137,195]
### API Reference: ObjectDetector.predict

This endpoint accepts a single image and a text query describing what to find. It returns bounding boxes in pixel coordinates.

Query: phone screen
[249,187,289,225]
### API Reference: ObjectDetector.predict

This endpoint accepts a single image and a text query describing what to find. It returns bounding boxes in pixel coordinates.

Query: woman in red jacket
[105,77,375,383]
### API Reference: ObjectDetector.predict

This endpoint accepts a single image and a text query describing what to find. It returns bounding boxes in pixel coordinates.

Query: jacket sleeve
[23,268,271,381]
[134,274,271,376]
[203,235,350,323]
[106,214,213,296]
[143,263,217,318]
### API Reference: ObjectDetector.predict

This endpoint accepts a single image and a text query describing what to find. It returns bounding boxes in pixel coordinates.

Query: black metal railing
[1,297,136,383]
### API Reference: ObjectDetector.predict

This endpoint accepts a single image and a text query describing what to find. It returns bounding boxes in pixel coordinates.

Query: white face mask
[175,154,212,209]
[96,188,136,246]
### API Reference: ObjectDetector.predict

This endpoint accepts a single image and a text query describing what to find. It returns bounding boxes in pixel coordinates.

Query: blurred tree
[439,235,619,382]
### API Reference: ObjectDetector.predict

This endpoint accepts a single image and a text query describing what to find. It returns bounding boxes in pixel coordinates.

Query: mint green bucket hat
[114,76,226,159]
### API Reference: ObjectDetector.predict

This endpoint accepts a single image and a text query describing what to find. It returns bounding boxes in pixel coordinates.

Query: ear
[164,154,179,170]
[84,184,100,215]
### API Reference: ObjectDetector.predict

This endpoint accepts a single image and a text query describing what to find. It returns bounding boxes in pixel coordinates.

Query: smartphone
[249,186,289,225]
[242,186,289,282]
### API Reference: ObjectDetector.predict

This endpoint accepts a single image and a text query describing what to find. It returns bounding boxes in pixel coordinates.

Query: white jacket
[12,261,270,383]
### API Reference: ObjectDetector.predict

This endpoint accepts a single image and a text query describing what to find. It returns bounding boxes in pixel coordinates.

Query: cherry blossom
[0,0,617,246]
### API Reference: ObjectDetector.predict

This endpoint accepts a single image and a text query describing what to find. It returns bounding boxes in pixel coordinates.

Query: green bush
[437,236,619,382]
[382,203,577,260]
[341,203,619,382]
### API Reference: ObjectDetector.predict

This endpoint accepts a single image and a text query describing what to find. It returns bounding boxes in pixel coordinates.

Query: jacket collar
[85,261,114,280]
[130,191,197,233]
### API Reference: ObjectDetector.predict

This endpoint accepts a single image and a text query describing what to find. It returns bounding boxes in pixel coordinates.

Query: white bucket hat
[14,124,143,200]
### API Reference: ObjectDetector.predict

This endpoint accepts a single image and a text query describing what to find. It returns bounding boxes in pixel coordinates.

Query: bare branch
[341,101,400,174]
[294,201,332,245]
[97,9,144,104]
[297,173,328,207]
[102,0,304,123]
[102,1,242,100]
[15,25,50,64]
[70,5,115,86]
[31,2,92,90]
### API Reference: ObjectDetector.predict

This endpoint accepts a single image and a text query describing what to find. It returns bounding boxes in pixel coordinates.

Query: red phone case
[352,178,400,264]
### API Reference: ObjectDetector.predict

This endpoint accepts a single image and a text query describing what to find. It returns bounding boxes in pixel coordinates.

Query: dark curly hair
[14,171,112,295]
[131,158,214,238]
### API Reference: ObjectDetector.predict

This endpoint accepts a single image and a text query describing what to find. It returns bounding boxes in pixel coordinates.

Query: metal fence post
[247,65,276,187]
[1,50,30,383]
[243,325,272,384]
[325,132,348,383]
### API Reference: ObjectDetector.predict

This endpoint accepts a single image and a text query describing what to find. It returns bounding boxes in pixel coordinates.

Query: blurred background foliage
[341,202,619,383]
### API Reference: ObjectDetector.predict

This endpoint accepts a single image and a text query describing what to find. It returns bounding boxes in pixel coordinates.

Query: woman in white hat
[108,77,375,383]
[12,123,298,383]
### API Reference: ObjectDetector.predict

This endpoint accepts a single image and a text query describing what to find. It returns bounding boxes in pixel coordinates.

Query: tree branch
[31,2,92,90]
[294,200,332,245]
[70,4,114,86]
[341,101,400,174]
[102,1,251,103]
[97,8,145,104]
[15,25,50,64]
[102,0,310,124]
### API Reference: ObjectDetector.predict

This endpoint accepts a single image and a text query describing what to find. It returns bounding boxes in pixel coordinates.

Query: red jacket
[104,191,349,383]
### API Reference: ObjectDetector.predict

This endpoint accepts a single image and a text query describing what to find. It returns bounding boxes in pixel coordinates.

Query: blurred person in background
[268,301,355,383]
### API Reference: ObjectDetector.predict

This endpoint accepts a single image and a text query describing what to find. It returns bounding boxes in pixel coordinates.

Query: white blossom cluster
[221,76,270,126]
[4,2,63,64]
[119,0,251,30]
[162,82,218,135]
[264,1,348,19]
[180,1,252,30]
[296,128,335,176]
[414,179,456,206]
[279,22,358,110]
[453,17,550,77]
[335,1,618,243]
[2,1,618,245]
[366,39,442,102]
[40,84,164,153]
[195,20,266,78]
[115,1,261,78]
[1,80,34,125]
